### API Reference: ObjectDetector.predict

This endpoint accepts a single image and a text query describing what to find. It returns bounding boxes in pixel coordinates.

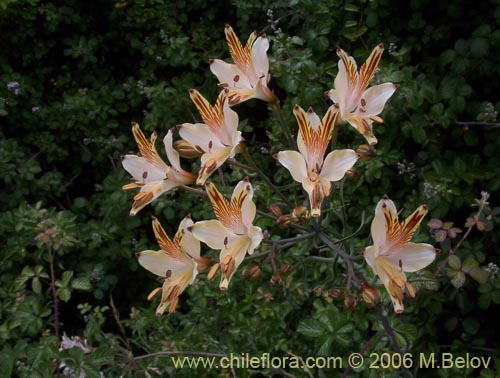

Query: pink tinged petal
[320,149,358,182]
[190,220,233,250]
[178,123,223,152]
[122,155,167,183]
[276,150,308,183]
[385,242,436,272]
[250,35,270,81]
[357,83,397,118]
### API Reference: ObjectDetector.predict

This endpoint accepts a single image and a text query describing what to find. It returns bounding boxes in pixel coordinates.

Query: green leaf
[448,255,461,270]
[410,270,440,292]
[469,267,488,285]
[71,277,92,291]
[462,317,480,335]
[297,319,324,338]
[462,257,479,273]
[22,265,35,277]
[58,287,72,302]
[477,294,491,310]
[450,271,466,288]
[32,277,42,294]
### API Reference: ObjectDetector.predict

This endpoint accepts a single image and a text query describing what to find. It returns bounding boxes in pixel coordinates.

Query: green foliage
[1,0,500,377]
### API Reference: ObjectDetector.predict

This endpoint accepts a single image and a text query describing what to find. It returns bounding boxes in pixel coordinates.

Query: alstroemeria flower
[136,215,210,315]
[122,123,195,215]
[326,44,398,145]
[364,196,436,313]
[190,178,263,290]
[210,24,278,105]
[276,104,358,217]
[178,89,244,186]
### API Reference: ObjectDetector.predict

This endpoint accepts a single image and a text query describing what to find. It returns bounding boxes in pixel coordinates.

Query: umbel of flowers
[122,24,435,315]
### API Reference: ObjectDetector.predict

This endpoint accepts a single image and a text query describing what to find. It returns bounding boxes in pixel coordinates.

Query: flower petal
[178,123,223,152]
[385,242,436,272]
[345,115,378,145]
[197,145,233,185]
[250,35,269,82]
[320,149,358,182]
[219,235,251,290]
[190,219,233,250]
[358,83,398,118]
[359,43,384,91]
[371,197,398,247]
[247,224,263,255]
[276,150,308,183]
[136,250,193,277]
[121,155,167,183]
[130,122,168,170]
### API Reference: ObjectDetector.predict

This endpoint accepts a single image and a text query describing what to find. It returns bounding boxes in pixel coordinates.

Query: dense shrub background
[1,0,500,377]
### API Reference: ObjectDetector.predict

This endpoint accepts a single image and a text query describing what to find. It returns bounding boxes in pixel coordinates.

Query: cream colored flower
[178,89,243,186]
[136,216,210,315]
[190,178,263,290]
[210,24,278,105]
[122,123,195,215]
[326,44,398,145]
[276,104,358,217]
[364,196,436,313]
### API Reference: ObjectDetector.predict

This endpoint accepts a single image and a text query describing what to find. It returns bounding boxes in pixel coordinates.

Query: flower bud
[173,140,203,158]
[328,288,342,300]
[355,144,377,161]
[270,272,283,286]
[269,204,283,218]
[292,206,310,224]
[241,263,262,281]
[360,282,381,308]
[276,214,293,228]
[344,292,358,310]
[345,167,358,178]
[278,262,291,274]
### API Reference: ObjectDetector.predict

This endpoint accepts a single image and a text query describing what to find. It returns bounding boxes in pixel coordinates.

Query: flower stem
[242,149,294,208]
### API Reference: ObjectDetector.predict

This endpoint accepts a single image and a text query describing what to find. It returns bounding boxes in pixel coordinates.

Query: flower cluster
[122,25,435,315]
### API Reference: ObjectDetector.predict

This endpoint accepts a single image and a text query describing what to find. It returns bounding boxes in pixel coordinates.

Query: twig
[48,246,60,378]
[435,192,490,276]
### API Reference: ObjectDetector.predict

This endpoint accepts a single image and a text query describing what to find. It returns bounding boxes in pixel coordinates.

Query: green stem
[263,232,316,244]
[243,149,294,208]
[318,232,362,287]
